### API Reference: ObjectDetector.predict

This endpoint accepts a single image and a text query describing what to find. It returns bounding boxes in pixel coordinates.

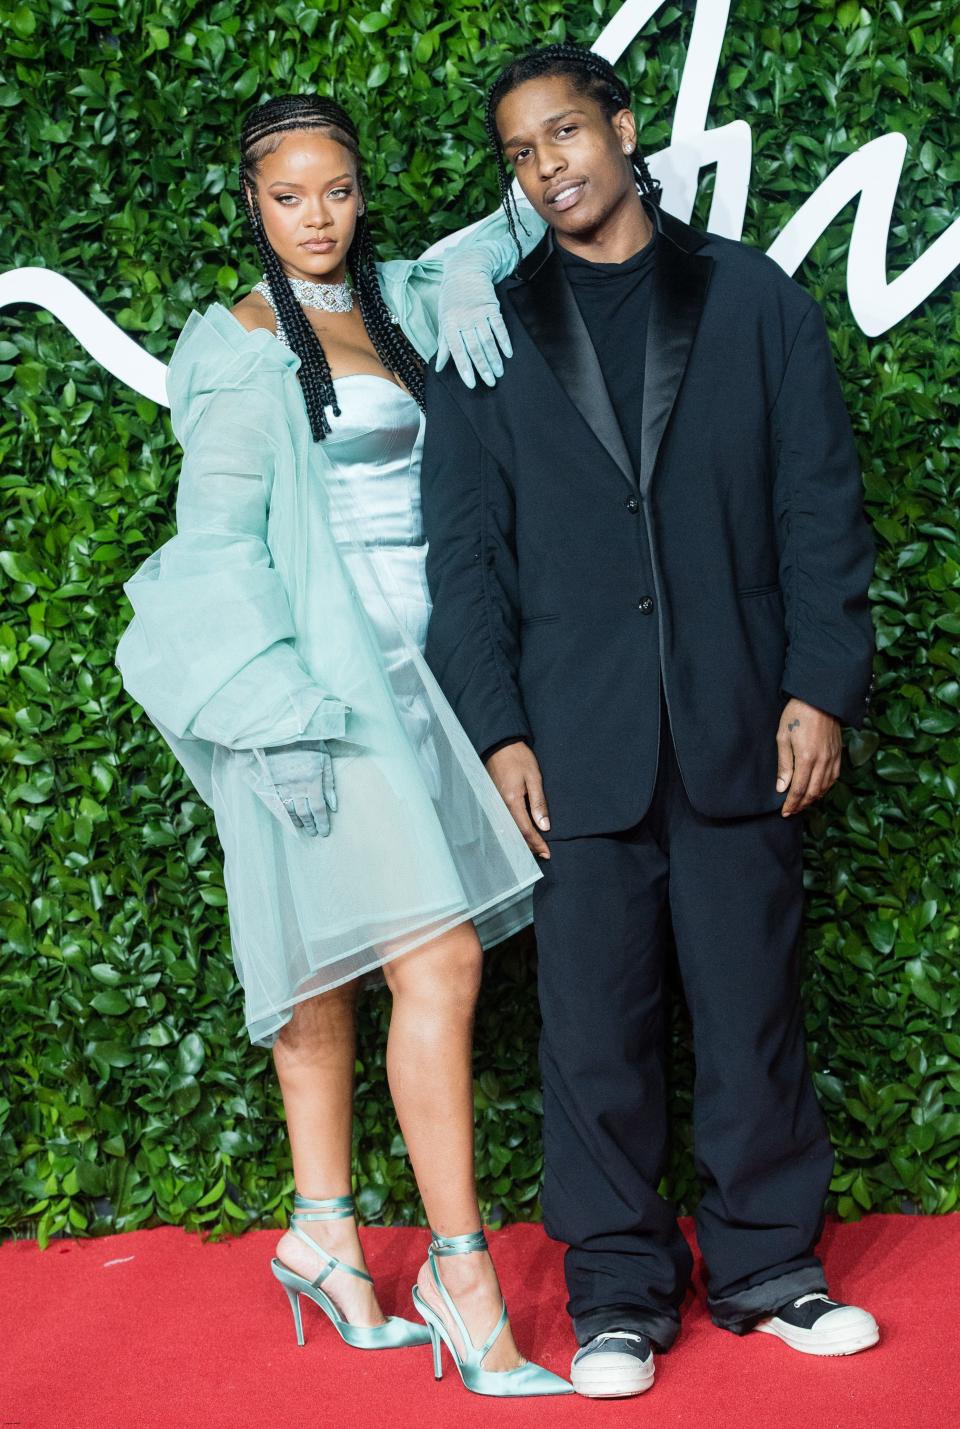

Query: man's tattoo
[788,719,800,731]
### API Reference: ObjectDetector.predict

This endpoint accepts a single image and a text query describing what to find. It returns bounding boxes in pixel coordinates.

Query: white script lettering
[1,0,957,404]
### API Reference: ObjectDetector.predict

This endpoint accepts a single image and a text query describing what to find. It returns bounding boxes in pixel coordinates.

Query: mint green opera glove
[436,199,548,389]
[255,741,337,838]
[436,256,514,389]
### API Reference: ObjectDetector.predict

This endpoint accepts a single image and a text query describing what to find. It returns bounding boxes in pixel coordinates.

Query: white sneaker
[755,1293,880,1356]
[570,1330,656,1398]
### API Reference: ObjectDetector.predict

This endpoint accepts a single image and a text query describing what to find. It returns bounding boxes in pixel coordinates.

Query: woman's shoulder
[229,289,278,335]
[165,300,299,438]
[171,299,289,372]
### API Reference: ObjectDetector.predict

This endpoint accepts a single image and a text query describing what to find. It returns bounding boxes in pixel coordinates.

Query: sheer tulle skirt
[211,456,538,1046]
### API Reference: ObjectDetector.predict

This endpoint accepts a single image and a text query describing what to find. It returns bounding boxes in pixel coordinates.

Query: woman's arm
[376,198,548,381]
[117,384,348,749]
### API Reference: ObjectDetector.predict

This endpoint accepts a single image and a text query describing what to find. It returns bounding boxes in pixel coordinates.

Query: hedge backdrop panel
[1,0,959,1245]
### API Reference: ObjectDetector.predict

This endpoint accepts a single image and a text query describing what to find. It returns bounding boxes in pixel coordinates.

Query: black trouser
[534,707,833,1351]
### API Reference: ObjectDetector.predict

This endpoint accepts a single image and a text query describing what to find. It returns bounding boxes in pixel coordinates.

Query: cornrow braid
[239,95,425,441]
[484,42,662,261]
[348,215,424,410]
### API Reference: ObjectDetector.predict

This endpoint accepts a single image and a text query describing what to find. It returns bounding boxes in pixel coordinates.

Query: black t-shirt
[558,230,657,474]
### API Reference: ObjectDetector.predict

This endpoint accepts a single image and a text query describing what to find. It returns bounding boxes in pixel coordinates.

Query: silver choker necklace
[254,274,354,315]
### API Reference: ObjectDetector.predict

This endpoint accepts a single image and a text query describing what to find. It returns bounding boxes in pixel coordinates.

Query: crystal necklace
[252,274,353,347]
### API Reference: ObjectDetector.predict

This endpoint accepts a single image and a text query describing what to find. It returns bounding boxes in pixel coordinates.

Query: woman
[116,95,565,1397]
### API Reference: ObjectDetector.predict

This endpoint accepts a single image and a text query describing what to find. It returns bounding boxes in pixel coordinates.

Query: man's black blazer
[421,203,876,835]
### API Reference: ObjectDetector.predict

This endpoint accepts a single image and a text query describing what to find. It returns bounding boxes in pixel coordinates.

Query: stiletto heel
[283,1284,305,1347]
[271,1193,431,1350]
[410,1229,572,1397]
[429,1322,443,1380]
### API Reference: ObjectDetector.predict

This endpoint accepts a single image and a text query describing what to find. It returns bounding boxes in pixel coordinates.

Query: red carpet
[2,1214,957,1428]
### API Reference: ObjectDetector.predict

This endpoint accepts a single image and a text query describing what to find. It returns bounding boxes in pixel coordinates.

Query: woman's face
[247,129,361,284]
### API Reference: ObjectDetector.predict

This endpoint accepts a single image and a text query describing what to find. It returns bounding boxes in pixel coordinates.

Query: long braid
[484,43,662,260]
[483,104,527,261]
[350,213,425,410]
[239,96,425,440]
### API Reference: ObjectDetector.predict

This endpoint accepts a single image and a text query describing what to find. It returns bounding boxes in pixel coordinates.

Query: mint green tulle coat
[116,215,542,1045]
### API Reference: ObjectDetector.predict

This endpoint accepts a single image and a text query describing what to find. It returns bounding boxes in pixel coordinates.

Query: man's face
[495,74,638,240]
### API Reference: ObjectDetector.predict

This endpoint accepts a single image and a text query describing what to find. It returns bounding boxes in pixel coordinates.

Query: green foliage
[2,1,959,1242]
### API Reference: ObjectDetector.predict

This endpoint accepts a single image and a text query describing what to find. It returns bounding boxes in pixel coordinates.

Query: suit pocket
[738,583,780,599]
[521,613,561,626]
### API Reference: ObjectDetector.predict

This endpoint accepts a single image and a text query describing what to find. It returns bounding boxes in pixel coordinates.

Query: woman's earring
[624,142,635,154]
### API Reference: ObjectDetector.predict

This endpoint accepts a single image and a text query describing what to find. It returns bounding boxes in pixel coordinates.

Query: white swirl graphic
[2,0,958,404]
[0,265,169,406]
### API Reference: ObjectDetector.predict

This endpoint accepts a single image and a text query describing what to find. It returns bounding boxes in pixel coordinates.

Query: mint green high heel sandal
[411,1229,573,1396]
[271,1193,431,1350]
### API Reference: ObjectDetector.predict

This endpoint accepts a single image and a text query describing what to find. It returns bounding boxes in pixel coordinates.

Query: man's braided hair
[239,95,425,440]
[484,43,661,260]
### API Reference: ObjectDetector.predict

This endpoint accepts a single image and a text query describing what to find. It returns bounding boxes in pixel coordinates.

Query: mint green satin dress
[116,220,541,1045]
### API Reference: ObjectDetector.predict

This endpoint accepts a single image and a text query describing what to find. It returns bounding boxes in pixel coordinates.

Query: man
[422,43,879,1398]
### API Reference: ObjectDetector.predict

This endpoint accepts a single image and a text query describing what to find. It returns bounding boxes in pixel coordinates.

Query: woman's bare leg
[272,982,385,1326]
[384,923,523,1371]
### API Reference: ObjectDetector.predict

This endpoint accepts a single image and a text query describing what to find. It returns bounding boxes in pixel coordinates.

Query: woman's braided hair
[484,43,661,260]
[239,95,425,440]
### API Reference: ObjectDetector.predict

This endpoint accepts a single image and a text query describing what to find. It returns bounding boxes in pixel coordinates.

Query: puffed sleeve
[117,382,349,749]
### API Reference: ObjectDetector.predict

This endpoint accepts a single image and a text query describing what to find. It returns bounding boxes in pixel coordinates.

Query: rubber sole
[755,1318,880,1357]
[571,1358,656,1398]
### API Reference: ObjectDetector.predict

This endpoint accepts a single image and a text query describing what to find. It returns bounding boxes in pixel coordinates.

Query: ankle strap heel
[270,1191,432,1351]
[409,1226,573,1396]
[288,1194,372,1286]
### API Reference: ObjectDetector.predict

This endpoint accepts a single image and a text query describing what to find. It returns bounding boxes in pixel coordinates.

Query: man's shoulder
[694,225,815,317]
[494,212,816,322]
[426,353,508,425]
[494,266,531,302]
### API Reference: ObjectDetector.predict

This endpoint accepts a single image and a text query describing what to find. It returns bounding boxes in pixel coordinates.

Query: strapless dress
[320,373,431,653]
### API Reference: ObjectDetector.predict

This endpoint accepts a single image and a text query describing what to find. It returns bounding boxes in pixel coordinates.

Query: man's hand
[485,741,551,859]
[776,698,842,816]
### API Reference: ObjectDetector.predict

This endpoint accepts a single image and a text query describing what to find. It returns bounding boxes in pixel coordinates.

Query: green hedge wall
[2,0,959,1245]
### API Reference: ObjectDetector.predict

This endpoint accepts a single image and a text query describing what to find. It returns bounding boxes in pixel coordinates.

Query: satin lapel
[507,242,636,491]
[639,234,714,498]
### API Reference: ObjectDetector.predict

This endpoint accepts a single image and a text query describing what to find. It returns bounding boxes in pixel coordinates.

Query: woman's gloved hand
[256,740,337,837]
[437,258,514,390]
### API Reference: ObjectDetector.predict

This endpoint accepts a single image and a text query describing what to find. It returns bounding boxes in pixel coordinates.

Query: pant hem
[708,1264,828,1334]
[572,1304,680,1353]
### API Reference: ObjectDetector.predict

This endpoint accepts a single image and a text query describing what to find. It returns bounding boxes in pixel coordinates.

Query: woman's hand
[257,740,337,837]
[436,264,513,390]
